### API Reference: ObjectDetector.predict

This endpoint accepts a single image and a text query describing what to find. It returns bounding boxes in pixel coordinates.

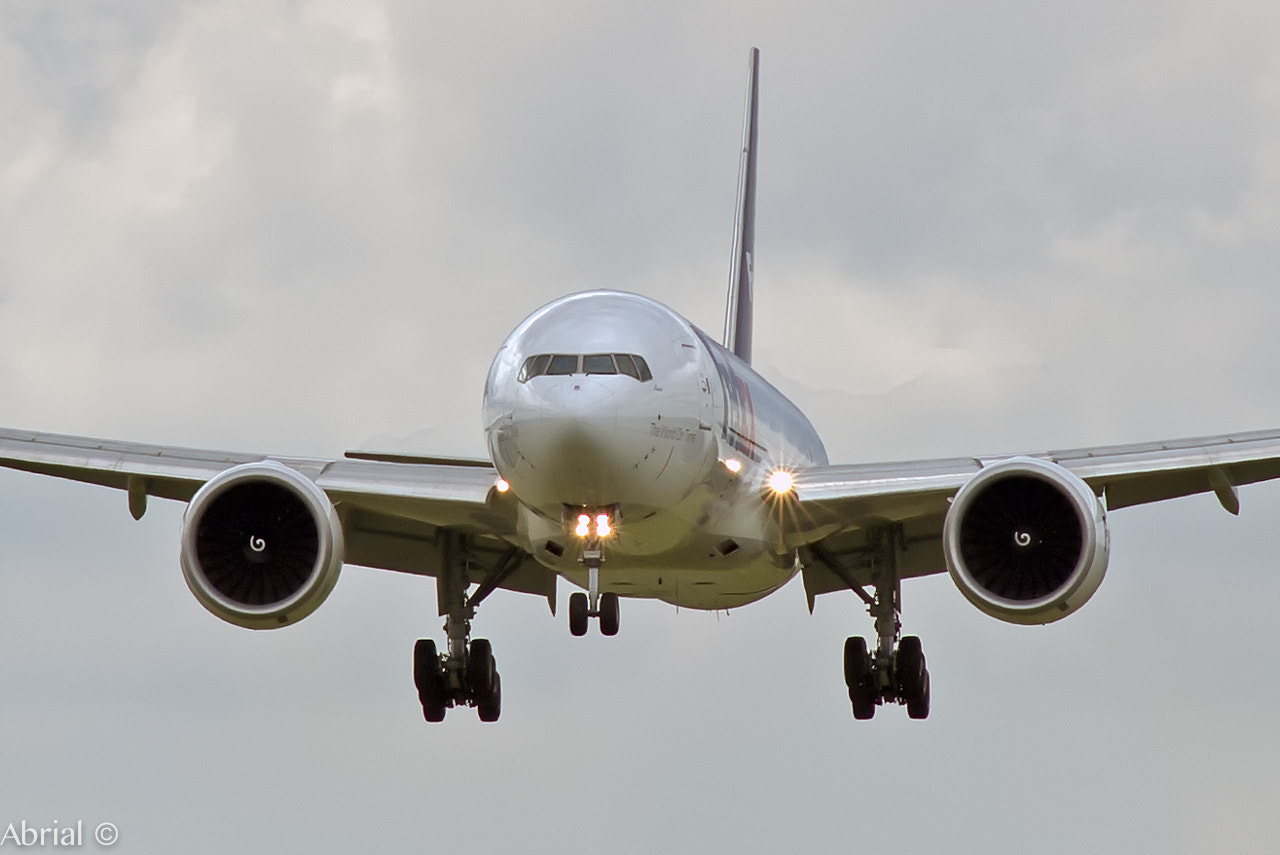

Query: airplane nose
[538,378,618,435]
[515,379,622,506]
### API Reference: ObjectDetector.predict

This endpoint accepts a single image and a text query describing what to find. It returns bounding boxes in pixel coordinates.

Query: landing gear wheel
[599,592,620,636]
[478,672,502,722]
[568,592,589,637]
[906,670,931,720]
[843,636,876,720]
[468,639,495,697]
[844,636,871,686]
[413,639,447,722]
[467,639,501,722]
[896,636,926,702]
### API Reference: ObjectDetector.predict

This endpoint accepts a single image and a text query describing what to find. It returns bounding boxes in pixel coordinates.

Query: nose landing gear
[569,591,620,636]
[568,544,620,636]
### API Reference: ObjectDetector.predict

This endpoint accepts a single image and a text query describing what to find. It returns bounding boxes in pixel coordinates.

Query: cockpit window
[546,354,579,375]
[632,355,653,382]
[614,353,639,379]
[518,352,653,383]
[517,353,552,382]
[582,354,617,375]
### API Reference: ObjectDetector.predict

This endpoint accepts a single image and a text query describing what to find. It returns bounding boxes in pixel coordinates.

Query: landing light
[573,512,614,538]
[495,478,510,493]
[768,469,794,495]
[723,458,742,474]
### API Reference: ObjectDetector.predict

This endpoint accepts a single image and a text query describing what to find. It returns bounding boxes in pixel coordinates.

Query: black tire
[843,637,871,688]
[478,672,501,722]
[468,639,495,698]
[906,669,931,720]
[414,639,438,694]
[849,680,877,720]
[413,639,446,722]
[896,636,926,703]
[599,592,620,636]
[844,637,876,720]
[423,698,447,722]
[569,592,589,637]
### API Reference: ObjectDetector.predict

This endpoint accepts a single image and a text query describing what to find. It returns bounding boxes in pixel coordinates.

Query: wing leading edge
[0,427,555,598]
[791,427,1280,603]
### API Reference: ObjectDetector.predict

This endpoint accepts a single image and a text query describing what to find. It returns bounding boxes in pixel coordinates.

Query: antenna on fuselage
[722,47,759,366]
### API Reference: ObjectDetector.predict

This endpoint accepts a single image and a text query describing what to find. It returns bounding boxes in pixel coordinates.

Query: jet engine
[180,461,343,629]
[943,457,1108,625]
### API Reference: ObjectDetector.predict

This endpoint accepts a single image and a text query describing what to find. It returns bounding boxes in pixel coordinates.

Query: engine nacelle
[180,461,343,629]
[943,457,1109,625]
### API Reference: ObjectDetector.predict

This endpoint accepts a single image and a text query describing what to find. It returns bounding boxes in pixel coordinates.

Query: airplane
[3,47,1280,723]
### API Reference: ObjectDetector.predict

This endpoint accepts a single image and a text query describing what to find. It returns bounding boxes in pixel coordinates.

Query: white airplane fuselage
[483,290,828,609]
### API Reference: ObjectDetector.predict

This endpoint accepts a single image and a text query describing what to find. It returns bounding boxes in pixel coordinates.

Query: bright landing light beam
[767,469,794,495]
[574,513,613,538]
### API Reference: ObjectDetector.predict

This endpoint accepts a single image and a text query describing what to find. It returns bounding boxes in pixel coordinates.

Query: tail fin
[723,47,759,365]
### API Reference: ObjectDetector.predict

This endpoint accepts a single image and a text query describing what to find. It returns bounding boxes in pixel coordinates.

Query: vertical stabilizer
[723,47,759,365]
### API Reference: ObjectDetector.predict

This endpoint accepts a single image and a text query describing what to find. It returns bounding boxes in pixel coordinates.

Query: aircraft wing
[792,428,1280,603]
[0,427,551,597]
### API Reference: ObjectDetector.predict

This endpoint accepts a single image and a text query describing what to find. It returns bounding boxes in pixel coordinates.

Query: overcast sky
[3,2,1280,852]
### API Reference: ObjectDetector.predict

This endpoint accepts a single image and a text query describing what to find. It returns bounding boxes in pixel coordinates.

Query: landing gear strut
[568,541,620,637]
[840,528,931,720]
[413,531,505,723]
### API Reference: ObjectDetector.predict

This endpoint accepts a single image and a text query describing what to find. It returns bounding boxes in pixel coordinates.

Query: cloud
[4,2,1280,853]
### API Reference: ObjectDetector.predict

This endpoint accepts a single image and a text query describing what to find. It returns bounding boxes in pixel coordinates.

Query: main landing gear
[413,531,513,723]
[844,633,930,721]
[414,636,501,723]
[568,541,620,637]
[835,529,931,720]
